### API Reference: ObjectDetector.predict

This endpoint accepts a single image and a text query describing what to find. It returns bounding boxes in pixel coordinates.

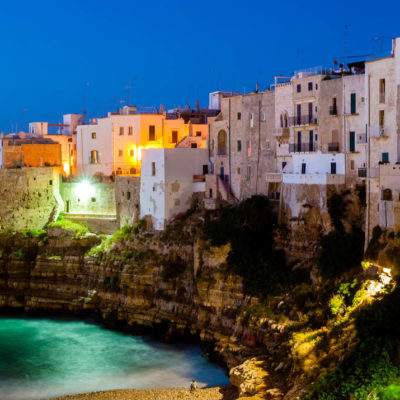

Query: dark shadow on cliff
[218,385,239,400]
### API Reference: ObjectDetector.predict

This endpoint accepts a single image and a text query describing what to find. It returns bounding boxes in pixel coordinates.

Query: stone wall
[0,167,62,230]
[115,176,141,227]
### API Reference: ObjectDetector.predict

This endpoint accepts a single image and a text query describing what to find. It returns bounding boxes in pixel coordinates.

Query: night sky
[0,0,399,132]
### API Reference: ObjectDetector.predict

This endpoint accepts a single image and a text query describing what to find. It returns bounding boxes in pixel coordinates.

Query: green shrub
[204,195,298,297]
[48,219,89,237]
[10,249,25,259]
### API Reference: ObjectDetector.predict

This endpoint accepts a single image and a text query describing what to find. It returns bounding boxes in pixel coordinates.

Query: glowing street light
[75,179,95,204]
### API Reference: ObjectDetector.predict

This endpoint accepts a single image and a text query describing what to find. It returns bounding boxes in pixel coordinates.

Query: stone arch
[217,130,227,155]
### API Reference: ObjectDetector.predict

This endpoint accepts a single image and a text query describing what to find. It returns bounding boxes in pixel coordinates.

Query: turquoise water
[0,317,229,400]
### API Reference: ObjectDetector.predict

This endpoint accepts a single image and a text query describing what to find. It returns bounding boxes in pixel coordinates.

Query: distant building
[0,133,61,169]
[140,148,209,230]
[76,106,209,177]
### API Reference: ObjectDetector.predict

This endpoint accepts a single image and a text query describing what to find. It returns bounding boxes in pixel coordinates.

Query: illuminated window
[90,150,99,164]
[130,167,136,175]
[128,126,133,135]
[149,125,155,141]
[119,127,124,136]
[129,149,134,157]
[172,130,178,143]
[91,132,96,139]
[118,150,123,157]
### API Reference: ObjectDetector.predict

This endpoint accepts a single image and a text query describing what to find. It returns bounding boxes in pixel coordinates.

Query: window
[127,192,131,200]
[152,162,156,176]
[49,180,53,186]
[129,149,134,157]
[217,130,227,155]
[171,130,178,143]
[282,161,287,170]
[118,150,123,157]
[247,140,251,156]
[202,165,208,175]
[119,127,124,136]
[130,167,136,175]
[196,131,201,137]
[237,140,242,152]
[379,110,385,128]
[308,82,313,91]
[301,163,306,174]
[191,143,197,148]
[379,79,385,103]
[349,131,355,152]
[297,84,301,93]
[247,166,251,181]
[149,125,155,141]
[316,84,318,90]
[350,160,355,170]
[382,152,389,163]
[128,126,133,135]
[237,167,240,175]
[331,162,336,174]
[350,93,356,114]
[250,113,254,128]
[91,132,96,139]
[237,112,241,120]
[261,110,266,121]
[382,188,393,201]
[90,150,99,164]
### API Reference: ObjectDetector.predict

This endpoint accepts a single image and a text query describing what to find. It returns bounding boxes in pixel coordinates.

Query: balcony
[372,125,388,139]
[289,142,315,153]
[328,142,339,152]
[358,168,367,178]
[379,92,385,104]
[272,127,290,137]
[289,115,318,126]
[217,149,227,156]
[329,106,337,115]
[357,134,367,144]
[266,172,282,182]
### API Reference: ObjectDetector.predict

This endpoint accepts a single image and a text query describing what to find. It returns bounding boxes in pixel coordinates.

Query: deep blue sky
[0,0,399,132]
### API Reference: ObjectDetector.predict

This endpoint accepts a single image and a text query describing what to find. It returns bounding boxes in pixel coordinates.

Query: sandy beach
[49,385,238,400]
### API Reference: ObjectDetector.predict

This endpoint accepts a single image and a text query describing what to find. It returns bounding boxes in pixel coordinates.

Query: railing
[373,125,387,138]
[328,142,339,152]
[379,92,385,104]
[289,115,318,126]
[217,149,227,156]
[272,127,290,136]
[289,142,315,153]
[329,106,337,115]
[358,168,367,178]
[357,134,367,144]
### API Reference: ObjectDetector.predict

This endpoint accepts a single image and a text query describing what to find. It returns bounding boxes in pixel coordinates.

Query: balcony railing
[328,142,339,152]
[357,134,367,144]
[379,92,385,104]
[289,115,318,126]
[358,168,367,178]
[289,142,315,153]
[272,127,290,137]
[329,106,337,115]
[373,125,387,138]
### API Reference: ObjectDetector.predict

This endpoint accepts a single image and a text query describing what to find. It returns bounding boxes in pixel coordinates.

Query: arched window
[284,113,288,128]
[130,167,136,175]
[280,114,283,128]
[217,130,227,156]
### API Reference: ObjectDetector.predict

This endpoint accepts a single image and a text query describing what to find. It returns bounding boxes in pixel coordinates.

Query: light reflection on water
[0,317,229,400]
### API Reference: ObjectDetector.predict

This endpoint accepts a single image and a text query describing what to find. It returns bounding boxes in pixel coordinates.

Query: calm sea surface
[0,317,229,400]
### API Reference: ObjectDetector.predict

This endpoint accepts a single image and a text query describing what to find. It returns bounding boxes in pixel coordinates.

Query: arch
[217,130,227,156]
[130,167,136,175]
[382,188,393,201]
[280,114,283,128]
[284,113,288,128]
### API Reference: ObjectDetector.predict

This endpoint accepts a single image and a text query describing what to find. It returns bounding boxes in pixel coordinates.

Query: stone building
[205,90,276,207]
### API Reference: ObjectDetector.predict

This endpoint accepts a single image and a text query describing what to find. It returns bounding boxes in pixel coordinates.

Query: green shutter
[351,93,356,114]
[382,152,389,163]
[349,131,355,152]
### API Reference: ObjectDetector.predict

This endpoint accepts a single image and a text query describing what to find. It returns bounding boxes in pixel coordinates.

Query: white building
[140,148,209,230]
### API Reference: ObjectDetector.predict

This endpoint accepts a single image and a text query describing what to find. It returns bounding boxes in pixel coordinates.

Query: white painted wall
[140,148,208,230]
[289,151,345,174]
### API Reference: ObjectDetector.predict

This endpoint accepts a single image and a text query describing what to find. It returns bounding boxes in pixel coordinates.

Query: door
[309,130,314,151]
[220,166,224,180]
[349,131,355,152]
[308,102,313,123]
[301,163,306,174]
[331,162,336,174]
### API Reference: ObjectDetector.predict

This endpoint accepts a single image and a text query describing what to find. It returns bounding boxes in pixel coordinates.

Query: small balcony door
[331,162,336,174]
[349,131,355,152]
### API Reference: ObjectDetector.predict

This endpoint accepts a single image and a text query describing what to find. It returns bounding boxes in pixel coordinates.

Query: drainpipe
[255,96,261,194]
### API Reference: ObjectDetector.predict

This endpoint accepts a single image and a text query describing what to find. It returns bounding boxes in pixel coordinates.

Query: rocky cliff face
[0,225,293,398]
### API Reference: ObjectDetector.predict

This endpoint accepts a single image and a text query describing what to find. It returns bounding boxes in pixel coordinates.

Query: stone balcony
[282,173,345,185]
[272,127,290,138]
[266,172,282,183]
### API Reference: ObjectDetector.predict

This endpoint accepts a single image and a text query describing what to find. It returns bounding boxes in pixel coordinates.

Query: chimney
[195,100,199,112]
[255,83,259,92]
[160,104,165,113]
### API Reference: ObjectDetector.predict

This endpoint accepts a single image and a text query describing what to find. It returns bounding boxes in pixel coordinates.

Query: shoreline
[49,385,238,400]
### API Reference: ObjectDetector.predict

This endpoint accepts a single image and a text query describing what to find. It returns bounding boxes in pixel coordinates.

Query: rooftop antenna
[344,24,350,68]
[83,82,90,117]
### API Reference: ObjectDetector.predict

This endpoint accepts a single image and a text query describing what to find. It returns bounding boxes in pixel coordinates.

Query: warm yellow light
[63,162,70,175]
